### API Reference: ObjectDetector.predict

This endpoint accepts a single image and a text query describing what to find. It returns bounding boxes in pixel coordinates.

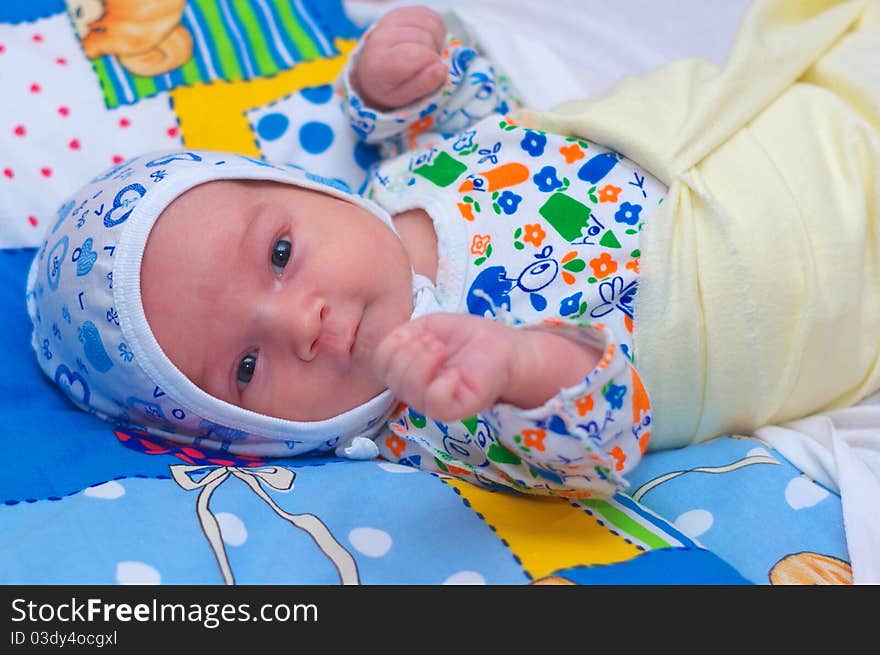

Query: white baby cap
[25,149,432,460]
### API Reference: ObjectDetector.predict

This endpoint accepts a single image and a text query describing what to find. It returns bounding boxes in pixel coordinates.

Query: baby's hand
[351,6,448,111]
[373,312,519,422]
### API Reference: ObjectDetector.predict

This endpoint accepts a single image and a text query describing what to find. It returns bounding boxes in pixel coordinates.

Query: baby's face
[140,179,414,422]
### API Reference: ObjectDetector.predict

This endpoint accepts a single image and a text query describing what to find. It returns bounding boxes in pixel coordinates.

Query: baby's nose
[294,297,325,362]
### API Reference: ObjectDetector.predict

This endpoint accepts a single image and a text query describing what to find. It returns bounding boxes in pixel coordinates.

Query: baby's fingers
[383,51,446,109]
[373,325,446,406]
[421,368,484,423]
[360,43,446,110]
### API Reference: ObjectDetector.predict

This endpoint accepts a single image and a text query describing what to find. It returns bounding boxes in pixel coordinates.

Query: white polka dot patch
[115,561,161,585]
[674,508,714,538]
[348,527,392,558]
[83,481,126,500]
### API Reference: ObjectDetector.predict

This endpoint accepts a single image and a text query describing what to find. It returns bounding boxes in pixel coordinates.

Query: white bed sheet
[345,0,751,109]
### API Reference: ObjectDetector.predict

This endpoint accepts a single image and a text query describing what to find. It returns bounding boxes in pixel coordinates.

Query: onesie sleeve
[337,20,521,157]
[375,318,652,498]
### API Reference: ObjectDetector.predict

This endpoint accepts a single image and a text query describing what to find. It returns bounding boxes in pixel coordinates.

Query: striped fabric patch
[89,0,346,108]
[581,492,699,551]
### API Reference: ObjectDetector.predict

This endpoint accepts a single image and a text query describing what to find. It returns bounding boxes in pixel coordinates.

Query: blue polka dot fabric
[248,83,380,194]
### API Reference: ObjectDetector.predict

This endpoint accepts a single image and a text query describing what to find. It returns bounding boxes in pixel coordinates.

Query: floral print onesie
[339,32,667,498]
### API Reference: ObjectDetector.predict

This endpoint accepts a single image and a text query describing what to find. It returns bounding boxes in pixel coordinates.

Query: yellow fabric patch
[170,38,356,156]
[445,478,641,580]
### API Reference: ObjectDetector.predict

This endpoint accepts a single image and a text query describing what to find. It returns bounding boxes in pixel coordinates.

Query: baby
[27,1,880,499]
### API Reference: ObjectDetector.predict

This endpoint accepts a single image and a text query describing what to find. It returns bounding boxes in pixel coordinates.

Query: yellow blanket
[519,0,880,450]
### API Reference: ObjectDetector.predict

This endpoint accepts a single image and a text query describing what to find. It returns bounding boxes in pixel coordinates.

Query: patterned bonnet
[25,149,437,459]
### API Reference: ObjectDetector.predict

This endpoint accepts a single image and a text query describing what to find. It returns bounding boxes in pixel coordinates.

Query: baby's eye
[271,238,292,276]
[237,353,257,390]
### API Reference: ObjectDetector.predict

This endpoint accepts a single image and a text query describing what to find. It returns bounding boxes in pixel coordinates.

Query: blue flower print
[478,141,502,165]
[604,382,627,410]
[520,130,547,157]
[614,201,643,226]
[533,165,563,192]
[497,191,522,215]
[590,276,637,319]
[559,291,583,316]
[118,342,134,362]
[453,129,477,152]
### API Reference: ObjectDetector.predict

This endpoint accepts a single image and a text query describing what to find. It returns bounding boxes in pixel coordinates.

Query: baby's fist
[372,313,520,423]
[351,6,448,111]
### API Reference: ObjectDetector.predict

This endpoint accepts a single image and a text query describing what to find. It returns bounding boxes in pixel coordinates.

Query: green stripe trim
[232,0,278,75]
[582,499,673,550]
[179,56,202,86]
[272,0,320,60]
[196,0,244,80]
[130,73,157,100]
[92,58,119,109]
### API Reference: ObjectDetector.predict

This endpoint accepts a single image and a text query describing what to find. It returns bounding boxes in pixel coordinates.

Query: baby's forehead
[147,180,265,250]
[159,178,254,217]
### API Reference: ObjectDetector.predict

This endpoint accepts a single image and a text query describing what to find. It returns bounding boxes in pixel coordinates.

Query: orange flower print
[589,252,618,279]
[410,115,434,135]
[470,234,491,256]
[559,143,585,164]
[522,223,546,247]
[574,394,595,417]
[598,184,622,203]
[521,428,547,452]
[385,434,406,458]
[608,446,627,471]
[626,258,640,273]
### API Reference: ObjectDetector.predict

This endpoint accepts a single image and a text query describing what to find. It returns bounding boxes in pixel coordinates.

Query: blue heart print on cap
[102,183,146,228]
[77,320,113,373]
[74,238,98,276]
[54,364,91,406]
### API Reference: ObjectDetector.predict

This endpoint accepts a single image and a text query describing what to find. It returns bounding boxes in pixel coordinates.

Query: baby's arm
[340,6,518,152]
[373,313,650,497]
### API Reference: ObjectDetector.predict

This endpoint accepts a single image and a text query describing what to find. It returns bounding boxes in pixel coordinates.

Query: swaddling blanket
[521,0,880,449]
